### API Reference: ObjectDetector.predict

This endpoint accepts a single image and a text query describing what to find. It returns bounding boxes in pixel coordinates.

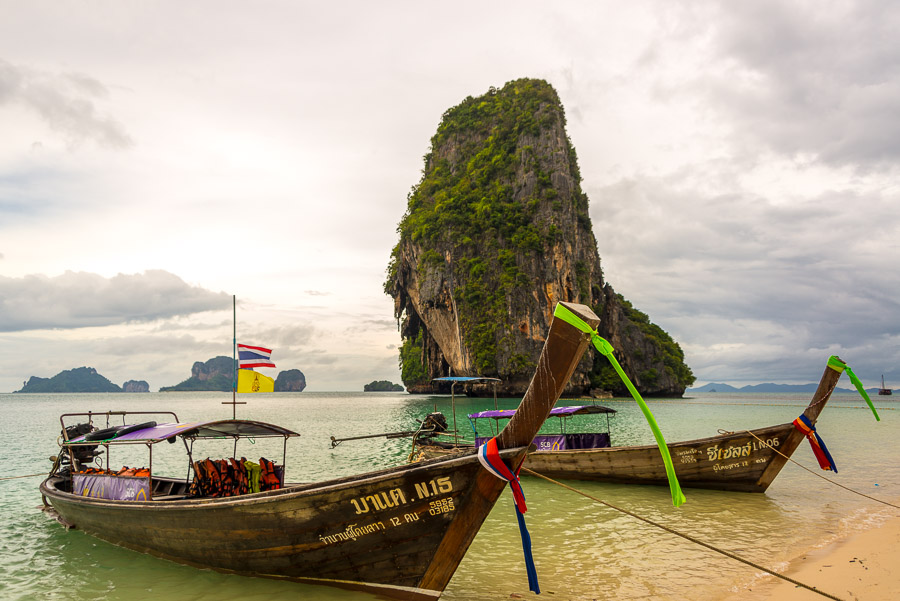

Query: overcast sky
[1,1,897,393]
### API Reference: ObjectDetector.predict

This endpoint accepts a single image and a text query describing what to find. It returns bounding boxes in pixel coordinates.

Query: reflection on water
[1,391,897,601]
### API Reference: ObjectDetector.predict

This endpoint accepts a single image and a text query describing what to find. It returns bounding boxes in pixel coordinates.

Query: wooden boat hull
[419,359,845,494]
[416,423,802,493]
[41,449,520,601]
[523,423,802,493]
[40,301,602,600]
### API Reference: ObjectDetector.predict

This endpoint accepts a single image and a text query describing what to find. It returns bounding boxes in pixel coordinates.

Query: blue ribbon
[478,438,540,594]
[793,414,837,473]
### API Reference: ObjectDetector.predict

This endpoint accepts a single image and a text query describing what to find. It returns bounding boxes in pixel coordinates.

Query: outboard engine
[421,412,448,435]
[59,423,100,472]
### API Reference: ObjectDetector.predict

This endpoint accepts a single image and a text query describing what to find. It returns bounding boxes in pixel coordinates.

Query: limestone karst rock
[275,369,307,392]
[385,78,693,397]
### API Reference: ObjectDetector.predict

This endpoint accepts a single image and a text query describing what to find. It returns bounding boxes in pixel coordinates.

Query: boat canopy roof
[67,419,299,445]
[432,377,501,383]
[468,405,616,419]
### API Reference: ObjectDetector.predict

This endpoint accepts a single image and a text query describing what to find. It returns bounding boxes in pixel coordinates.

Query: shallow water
[1,390,896,601]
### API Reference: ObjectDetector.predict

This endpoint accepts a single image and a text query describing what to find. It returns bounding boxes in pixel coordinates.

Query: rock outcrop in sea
[385,78,694,397]
[364,380,405,392]
[15,367,122,393]
[160,357,307,392]
[275,369,307,392]
[160,356,235,392]
[122,380,150,393]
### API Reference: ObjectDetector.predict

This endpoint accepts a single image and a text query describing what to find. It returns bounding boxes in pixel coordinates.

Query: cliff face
[191,356,234,381]
[385,78,693,397]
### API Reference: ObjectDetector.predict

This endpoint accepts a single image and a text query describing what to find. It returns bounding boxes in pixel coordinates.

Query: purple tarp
[68,419,299,444]
[468,405,616,419]
[475,432,611,451]
[476,435,569,451]
[73,473,150,501]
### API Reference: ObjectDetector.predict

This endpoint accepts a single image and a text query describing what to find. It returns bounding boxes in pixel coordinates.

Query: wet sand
[725,513,900,601]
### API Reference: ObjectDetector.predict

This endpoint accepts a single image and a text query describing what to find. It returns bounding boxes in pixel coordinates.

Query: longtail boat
[405,356,873,493]
[40,301,599,601]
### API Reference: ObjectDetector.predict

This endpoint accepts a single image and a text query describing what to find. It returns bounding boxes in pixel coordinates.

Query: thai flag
[237,344,276,369]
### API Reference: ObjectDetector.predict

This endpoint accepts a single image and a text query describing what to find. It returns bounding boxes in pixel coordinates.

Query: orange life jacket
[116,466,149,477]
[215,459,234,497]
[259,457,281,491]
[229,457,249,495]
[195,458,223,497]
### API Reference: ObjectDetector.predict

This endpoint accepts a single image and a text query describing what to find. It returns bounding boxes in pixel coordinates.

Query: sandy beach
[725,513,900,601]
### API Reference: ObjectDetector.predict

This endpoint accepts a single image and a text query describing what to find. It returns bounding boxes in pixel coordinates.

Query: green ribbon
[827,356,880,422]
[554,304,686,507]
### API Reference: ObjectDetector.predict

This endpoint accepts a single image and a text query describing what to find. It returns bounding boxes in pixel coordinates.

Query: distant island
[160,356,307,392]
[123,380,150,393]
[15,357,307,393]
[15,367,142,393]
[275,369,307,392]
[687,382,866,394]
[160,356,234,391]
[364,380,405,392]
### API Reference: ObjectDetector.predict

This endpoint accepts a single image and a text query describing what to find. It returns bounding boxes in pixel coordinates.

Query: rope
[744,430,900,510]
[0,473,46,481]
[572,400,895,410]
[522,467,848,601]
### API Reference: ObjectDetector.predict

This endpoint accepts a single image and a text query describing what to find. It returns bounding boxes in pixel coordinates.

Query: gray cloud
[0,58,133,149]
[691,0,900,169]
[0,270,231,332]
[247,324,317,350]
[590,171,900,385]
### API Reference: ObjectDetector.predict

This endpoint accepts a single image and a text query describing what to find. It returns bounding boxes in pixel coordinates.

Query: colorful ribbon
[793,414,837,473]
[827,355,880,421]
[553,303,686,507]
[477,437,539,594]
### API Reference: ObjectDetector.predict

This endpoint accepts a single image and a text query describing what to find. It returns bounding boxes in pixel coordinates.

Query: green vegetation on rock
[385,78,694,396]
[160,356,235,392]
[364,380,405,392]
[399,330,427,384]
[16,367,122,393]
[387,79,582,378]
[616,295,694,389]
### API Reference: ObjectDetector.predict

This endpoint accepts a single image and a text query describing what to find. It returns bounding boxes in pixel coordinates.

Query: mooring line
[743,430,900,510]
[572,399,894,410]
[0,473,46,481]
[521,467,847,601]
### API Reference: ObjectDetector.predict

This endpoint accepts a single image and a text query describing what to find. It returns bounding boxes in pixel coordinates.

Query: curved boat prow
[802,356,846,424]
[498,302,599,450]
[754,356,845,490]
[416,301,598,593]
[40,301,600,601]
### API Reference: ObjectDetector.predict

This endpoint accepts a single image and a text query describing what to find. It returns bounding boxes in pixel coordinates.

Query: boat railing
[53,412,296,500]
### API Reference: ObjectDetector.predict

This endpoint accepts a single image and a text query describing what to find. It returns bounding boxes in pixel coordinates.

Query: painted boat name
[349,476,452,515]
[319,477,456,546]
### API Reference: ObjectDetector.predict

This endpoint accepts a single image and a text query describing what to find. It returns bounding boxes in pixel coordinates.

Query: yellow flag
[237,369,274,393]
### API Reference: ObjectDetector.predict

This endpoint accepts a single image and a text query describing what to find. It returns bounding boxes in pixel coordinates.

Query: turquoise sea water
[1,390,897,601]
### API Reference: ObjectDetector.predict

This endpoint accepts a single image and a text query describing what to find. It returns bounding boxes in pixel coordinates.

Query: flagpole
[232,294,236,419]
[224,295,246,418]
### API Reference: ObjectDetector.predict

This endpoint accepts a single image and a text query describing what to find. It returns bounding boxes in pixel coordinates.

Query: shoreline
[722,511,900,601]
